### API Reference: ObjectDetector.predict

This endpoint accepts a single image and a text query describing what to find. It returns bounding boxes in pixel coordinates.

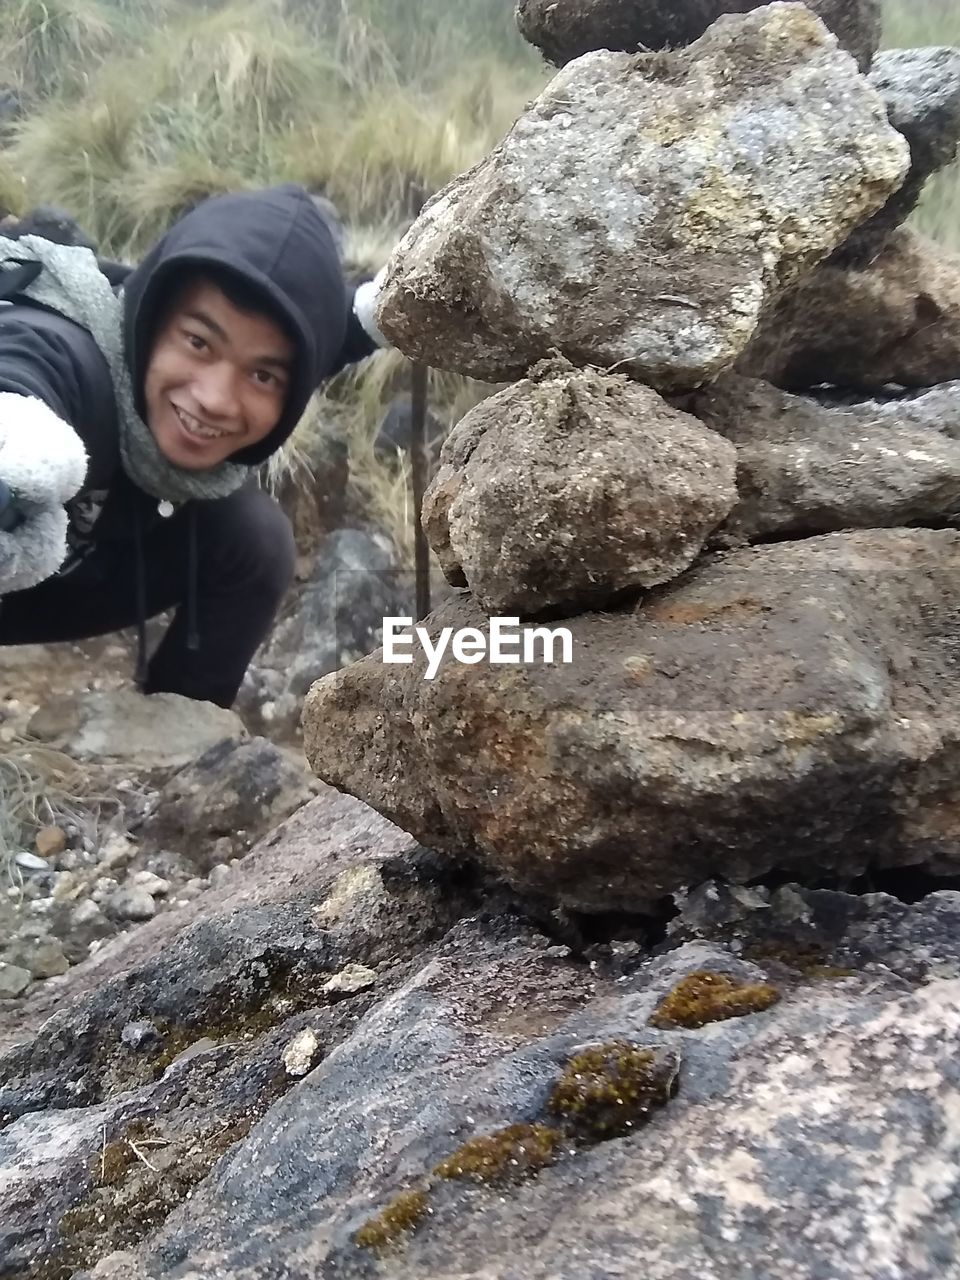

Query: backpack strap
[0,259,43,302]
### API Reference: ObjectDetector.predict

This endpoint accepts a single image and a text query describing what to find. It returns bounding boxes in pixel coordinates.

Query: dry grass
[0,741,87,891]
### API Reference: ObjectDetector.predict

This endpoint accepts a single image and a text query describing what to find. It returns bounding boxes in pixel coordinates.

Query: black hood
[122,183,347,466]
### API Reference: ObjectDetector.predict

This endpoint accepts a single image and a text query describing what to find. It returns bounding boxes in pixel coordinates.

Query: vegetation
[0,0,956,561]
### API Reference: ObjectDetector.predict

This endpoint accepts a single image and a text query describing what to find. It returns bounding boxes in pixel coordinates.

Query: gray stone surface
[682,375,960,541]
[423,362,737,613]
[26,690,245,771]
[839,45,960,261]
[306,528,960,911]
[376,5,907,389]
[136,736,319,872]
[239,529,414,737]
[5,887,957,1279]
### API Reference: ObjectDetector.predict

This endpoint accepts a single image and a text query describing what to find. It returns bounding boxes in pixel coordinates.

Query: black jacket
[0,184,378,565]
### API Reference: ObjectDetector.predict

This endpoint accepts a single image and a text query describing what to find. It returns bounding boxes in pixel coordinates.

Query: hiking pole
[409,360,431,622]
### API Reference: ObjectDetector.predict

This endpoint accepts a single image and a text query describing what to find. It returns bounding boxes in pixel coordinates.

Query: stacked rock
[304,3,960,914]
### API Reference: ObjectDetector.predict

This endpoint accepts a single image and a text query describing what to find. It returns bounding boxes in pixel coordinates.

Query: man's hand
[352,265,389,348]
[0,501,74,595]
[0,393,87,595]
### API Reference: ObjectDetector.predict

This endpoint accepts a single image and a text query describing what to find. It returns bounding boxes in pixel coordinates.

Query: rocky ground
[5,2,960,1275]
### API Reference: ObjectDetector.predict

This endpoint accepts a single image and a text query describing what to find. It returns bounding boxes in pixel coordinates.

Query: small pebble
[14,852,48,872]
[282,1028,321,1077]
[323,963,377,996]
[35,825,67,858]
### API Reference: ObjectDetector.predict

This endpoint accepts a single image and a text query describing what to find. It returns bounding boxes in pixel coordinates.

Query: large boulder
[737,228,960,390]
[305,528,960,912]
[6,881,960,1278]
[516,0,882,72]
[838,46,960,263]
[375,5,908,390]
[423,362,738,614]
[682,375,960,541]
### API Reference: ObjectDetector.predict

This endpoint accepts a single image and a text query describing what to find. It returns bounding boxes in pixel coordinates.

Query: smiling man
[0,184,387,706]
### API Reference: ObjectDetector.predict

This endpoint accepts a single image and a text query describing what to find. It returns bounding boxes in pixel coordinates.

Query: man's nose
[194,361,240,417]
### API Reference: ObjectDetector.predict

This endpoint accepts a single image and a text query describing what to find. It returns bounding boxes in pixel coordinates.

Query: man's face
[143,279,294,470]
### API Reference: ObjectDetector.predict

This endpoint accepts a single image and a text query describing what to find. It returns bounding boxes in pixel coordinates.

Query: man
[0,183,388,708]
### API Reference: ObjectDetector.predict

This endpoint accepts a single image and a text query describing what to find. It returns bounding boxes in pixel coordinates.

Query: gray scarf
[0,235,250,504]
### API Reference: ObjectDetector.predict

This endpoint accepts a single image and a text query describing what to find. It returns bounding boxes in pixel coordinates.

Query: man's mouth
[173,404,234,441]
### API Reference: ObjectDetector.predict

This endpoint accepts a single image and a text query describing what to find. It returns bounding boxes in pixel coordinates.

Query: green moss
[648,970,780,1030]
[740,938,855,979]
[354,1187,430,1250]
[547,1040,679,1139]
[433,1122,563,1183]
[96,1119,163,1186]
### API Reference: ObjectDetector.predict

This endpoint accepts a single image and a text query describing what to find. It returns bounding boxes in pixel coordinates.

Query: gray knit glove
[0,393,87,595]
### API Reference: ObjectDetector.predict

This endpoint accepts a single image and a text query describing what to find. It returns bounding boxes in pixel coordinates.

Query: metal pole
[409,360,431,622]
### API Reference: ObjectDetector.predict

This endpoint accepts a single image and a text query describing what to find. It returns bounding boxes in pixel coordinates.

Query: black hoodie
[0,182,378,551]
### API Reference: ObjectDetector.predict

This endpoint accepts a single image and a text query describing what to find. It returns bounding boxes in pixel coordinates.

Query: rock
[27,690,246,772]
[737,227,960,391]
[128,871,171,898]
[0,794,483,1279]
[120,1020,163,1051]
[306,528,960,912]
[374,394,447,462]
[13,851,48,872]
[516,0,882,72]
[103,887,158,924]
[423,362,737,613]
[322,963,377,996]
[20,891,960,1279]
[376,6,907,389]
[99,834,136,872]
[35,825,67,858]
[282,1027,322,1077]
[0,963,31,998]
[239,529,413,737]
[0,789,467,1061]
[839,46,960,262]
[137,737,318,873]
[6,939,70,980]
[58,899,114,962]
[680,375,960,541]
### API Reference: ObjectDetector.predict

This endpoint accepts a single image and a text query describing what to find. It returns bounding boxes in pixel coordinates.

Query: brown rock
[737,228,960,391]
[515,0,881,71]
[304,528,960,911]
[423,362,737,614]
[681,374,960,542]
[34,825,67,858]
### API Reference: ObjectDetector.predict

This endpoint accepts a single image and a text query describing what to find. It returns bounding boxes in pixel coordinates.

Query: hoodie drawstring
[133,504,149,688]
[186,507,200,652]
[133,502,200,689]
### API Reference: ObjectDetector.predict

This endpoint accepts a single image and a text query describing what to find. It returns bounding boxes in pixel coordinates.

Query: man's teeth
[175,406,228,440]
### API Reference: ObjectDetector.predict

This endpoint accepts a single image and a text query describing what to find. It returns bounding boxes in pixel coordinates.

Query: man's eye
[184,331,207,351]
[254,370,281,388]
